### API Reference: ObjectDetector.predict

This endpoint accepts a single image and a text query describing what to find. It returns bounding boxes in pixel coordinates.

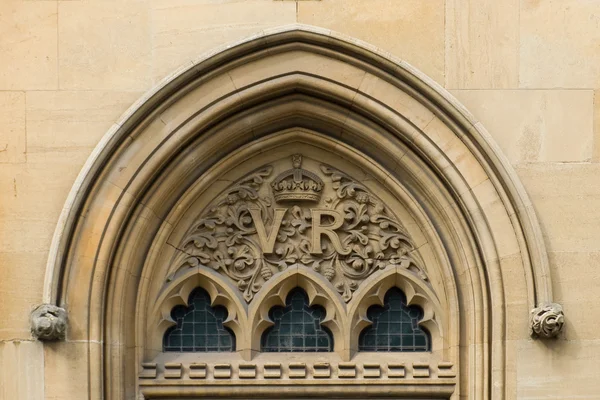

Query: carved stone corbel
[530,303,564,339]
[30,304,67,341]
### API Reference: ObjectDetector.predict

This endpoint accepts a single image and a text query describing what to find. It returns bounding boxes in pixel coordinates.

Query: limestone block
[26,91,141,153]
[227,50,366,93]
[0,161,80,332]
[594,90,600,162]
[298,0,444,84]
[59,2,151,90]
[548,251,600,340]
[499,254,529,340]
[517,339,600,398]
[0,219,56,255]
[452,90,594,163]
[0,252,46,340]
[358,73,435,130]
[517,164,600,252]
[0,341,44,400]
[150,0,296,82]
[0,2,57,90]
[521,0,600,88]
[0,161,82,225]
[446,0,519,89]
[0,92,26,163]
[44,341,96,400]
[504,340,518,398]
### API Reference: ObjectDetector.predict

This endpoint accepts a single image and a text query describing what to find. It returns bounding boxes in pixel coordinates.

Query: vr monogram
[249,208,350,255]
[169,155,428,302]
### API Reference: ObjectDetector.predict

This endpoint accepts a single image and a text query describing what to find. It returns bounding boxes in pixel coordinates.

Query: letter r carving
[310,209,351,255]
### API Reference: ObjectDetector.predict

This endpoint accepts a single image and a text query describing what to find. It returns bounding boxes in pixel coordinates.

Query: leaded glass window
[163,287,235,352]
[261,288,333,352]
[358,287,430,352]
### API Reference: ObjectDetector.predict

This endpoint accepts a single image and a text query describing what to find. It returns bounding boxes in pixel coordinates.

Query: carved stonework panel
[168,155,428,303]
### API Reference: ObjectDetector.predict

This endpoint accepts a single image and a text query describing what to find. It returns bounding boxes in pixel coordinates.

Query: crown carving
[271,154,323,203]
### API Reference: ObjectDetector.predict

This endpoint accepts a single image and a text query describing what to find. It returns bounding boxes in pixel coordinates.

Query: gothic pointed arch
[39,24,562,400]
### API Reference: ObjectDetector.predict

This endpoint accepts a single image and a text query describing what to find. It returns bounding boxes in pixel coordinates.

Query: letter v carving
[248,208,288,254]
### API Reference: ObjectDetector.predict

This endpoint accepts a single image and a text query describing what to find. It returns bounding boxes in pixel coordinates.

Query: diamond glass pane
[163,287,235,352]
[261,288,333,352]
[358,287,430,352]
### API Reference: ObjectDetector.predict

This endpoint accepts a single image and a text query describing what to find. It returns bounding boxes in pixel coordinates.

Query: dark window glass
[261,288,333,352]
[163,288,235,352]
[358,287,430,352]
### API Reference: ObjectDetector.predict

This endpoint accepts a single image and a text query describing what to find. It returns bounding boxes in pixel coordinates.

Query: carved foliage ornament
[530,302,564,339]
[168,155,428,302]
[30,304,68,341]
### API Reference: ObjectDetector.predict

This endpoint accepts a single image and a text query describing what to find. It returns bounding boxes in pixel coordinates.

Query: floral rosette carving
[168,158,428,302]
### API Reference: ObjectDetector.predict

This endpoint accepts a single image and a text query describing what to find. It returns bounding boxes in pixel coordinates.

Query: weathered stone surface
[0,341,44,400]
[446,0,519,88]
[517,164,600,253]
[0,252,46,340]
[26,91,141,154]
[530,303,564,339]
[594,90,600,162]
[298,0,445,84]
[0,2,57,90]
[44,341,96,400]
[0,92,26,163]
[517,339,600,398]
[452,90,594,163]
[548,251,600,341]
[151,0,296,82]
[59,2,151,90]
[30,304,67,341]
[520,0,600,88]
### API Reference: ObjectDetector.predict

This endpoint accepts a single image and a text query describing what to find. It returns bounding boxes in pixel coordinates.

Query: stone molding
[42,24,555,310]
[39,25,563,399]
[138,360,456,381]
[30,304,67,341]
[138,360,456,398]
[530,302,565,339]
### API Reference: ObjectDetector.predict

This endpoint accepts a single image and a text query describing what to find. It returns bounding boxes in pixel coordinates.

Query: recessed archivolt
[38,25,562,400]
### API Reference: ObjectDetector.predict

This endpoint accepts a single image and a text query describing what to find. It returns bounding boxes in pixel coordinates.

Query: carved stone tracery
[168,155,428,303]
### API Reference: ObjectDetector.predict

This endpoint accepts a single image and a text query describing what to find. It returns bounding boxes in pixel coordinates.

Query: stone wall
[0,1,598,399]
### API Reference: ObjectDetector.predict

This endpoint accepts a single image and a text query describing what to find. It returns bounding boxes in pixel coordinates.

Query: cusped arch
[38,25,561,400]
[347,266,444,355]
[150,266,249,358]
[248,266,348,357]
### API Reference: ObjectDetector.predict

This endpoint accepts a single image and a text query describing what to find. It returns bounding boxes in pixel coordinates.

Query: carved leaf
[168,157,429,302]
